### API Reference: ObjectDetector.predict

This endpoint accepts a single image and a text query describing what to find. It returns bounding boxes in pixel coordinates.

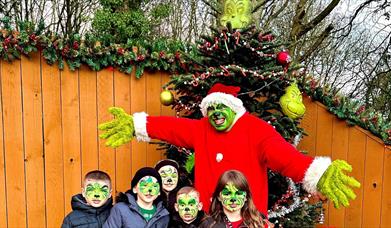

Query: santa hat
[200,83,246,117]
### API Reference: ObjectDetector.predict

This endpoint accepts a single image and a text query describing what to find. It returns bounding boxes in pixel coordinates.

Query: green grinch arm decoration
[185,153,195,174]
[98,107,135,148]
[316,160,361,208]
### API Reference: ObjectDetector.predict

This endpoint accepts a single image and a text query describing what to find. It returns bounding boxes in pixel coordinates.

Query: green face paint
[139,177,160,196]
[158,165,178,192]
[207,104,236,131]
[220,182,247,212]
[176,192,200,223]
[178,195,199,221]
[83,179,111,208]
[85,183,110,200]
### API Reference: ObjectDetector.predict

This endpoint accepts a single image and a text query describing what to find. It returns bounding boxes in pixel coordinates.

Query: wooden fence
[298,98,391,228]
[0,53,390,227]
[0,53,174,228]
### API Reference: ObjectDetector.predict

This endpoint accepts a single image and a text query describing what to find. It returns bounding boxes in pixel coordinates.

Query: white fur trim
[200,92,246,117]
[302,156,331,194]
[133,112,151,142]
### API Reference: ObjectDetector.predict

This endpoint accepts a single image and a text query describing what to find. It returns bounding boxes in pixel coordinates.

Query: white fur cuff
[302,156,331,194]
[133,112,151,142]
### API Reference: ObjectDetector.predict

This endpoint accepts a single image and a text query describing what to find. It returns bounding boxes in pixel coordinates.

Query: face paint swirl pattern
[220,182,246,211]
[139,177,160,196]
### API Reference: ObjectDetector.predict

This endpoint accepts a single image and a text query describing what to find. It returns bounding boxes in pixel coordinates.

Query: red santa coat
[133,112,329,215]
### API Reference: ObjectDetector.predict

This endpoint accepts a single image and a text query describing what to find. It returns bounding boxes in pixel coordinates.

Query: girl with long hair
[204,170,265,228]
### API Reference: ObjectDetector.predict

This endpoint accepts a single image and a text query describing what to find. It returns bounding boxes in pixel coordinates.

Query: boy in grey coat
[103,167,169,228]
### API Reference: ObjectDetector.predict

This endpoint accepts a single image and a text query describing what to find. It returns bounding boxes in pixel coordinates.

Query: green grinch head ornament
[220,0,252,29]
[279,82,306,119]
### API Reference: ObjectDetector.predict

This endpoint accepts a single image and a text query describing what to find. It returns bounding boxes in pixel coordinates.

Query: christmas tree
[159,1,323,226]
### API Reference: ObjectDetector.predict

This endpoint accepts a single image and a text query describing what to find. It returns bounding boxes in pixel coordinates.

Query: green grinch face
[176,192,200,223]
[219,182,247,212]
[220,0,252,29]
[207,104,236,132]
[158,165,178,192]
[139,176,160,196]
[83,179,111,208]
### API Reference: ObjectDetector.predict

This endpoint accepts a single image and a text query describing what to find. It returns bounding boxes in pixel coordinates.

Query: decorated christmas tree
[159,0,323,226]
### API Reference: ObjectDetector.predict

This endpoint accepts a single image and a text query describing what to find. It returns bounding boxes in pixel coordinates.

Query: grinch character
[219,0,252,29]
[99,83,360,215]
[279,82,306,119]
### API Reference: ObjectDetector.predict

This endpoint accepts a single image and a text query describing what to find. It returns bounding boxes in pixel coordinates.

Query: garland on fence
[300,75,391,145]
[0,17,198,78]
[1,17,391,146]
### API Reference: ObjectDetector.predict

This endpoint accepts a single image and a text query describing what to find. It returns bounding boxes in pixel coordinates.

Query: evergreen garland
[0,17,197,78]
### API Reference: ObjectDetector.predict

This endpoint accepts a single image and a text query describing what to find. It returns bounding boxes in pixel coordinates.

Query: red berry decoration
[117,47,125,55]
[259,33,274,42]
[73,41,79,50]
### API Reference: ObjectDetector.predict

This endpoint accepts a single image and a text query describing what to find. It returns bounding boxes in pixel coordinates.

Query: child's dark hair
[84,170,111,187]
[209,170,264,228]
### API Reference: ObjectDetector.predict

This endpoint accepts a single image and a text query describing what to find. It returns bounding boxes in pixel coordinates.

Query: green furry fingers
[317,160,361,208]
[99,107,135,148]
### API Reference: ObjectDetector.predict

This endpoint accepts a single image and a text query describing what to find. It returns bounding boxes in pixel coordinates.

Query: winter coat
[103,193,169,228]
[61,194,113,228]
[168,211,211,228]
[162,188,178,215]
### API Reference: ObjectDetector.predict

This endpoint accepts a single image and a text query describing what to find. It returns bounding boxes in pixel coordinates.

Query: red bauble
[276,51,291,66]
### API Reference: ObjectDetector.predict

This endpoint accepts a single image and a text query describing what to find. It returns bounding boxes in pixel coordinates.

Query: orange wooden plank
[362,138,384,227]
[160,72,174,160]
[380,147,391,227]
[329,118,349,227]
[315,105,334,226]
[130,73,147,175]
[298,96,318,157]
[114,70,131,193]
[345,127,366,228]
[79,65,99,175]
[1,60,27,227]
[21,54,46,227]
[61,67,82,214]
[97,69,116,195]
[0,60,8,228]
[41,57,65,227]
[146,72,163,167]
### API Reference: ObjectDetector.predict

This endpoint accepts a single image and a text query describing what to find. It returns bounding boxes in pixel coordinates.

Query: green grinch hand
[316,160,361,209]
[98,107,135,148]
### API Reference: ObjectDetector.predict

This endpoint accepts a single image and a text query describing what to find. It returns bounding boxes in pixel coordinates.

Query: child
[62,170,113,228]
[204,170,265,228]
[103,167,169,228]
[155,159,180,213]
[169,186,212,228]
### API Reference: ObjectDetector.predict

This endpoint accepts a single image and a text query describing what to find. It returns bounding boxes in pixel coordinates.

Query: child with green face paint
[62,170,113,228]
[206,170,266,228]
[103,167,170,228]
[168,186,213,228]
[155,159,181,214]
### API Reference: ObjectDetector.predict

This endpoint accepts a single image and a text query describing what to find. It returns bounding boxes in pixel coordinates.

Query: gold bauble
[160,90,174,106]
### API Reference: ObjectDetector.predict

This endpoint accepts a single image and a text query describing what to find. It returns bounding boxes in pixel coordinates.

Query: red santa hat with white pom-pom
[200,83,246,117]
